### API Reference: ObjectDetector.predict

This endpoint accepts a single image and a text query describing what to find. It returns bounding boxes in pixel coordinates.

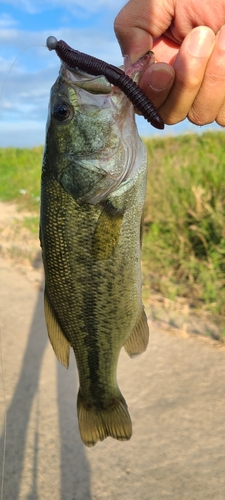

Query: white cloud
[0,13,17,28]
[0,26,121,59]
[1,0,40,14]
[0,1,129,146]
[2,0,126,14]
[0,25,124,143]
[0,120,46,147]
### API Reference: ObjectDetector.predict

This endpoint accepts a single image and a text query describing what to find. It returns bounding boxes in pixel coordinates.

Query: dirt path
[0,203,225,499]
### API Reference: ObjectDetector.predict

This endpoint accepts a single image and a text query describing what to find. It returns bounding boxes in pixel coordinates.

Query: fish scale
[40,60,150,446]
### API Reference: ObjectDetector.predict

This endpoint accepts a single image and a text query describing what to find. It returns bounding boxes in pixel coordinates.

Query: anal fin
[44,290,70,368]
[124,306,149,358]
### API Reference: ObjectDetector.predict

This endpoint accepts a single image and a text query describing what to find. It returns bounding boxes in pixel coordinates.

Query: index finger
[114,0,172,62]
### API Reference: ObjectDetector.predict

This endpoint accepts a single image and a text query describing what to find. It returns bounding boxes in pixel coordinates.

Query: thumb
[114,0,174,63]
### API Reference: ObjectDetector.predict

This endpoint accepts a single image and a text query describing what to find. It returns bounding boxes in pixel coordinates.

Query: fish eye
[53,102,72,121]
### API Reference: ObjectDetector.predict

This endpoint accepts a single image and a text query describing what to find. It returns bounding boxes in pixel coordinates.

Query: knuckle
[188,107,211,126]
[207,72,225,85]
[216,109,225,126]
[177,74,200,93]
[161,110,187,125]
[114,11,128,38]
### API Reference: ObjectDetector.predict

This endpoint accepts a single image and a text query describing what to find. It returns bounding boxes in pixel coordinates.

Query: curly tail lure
[46,36,164,130]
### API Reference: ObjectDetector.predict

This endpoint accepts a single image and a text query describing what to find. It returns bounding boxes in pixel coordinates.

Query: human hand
[114,0,225,126]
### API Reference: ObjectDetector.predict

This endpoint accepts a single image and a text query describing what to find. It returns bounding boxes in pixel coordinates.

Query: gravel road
[0,257,225,500]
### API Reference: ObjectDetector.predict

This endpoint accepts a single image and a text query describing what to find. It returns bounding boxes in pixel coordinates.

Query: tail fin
[77,389,132,447]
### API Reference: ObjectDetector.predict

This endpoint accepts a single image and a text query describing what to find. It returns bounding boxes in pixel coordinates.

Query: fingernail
[149,68,174,91]
[217,25,225,50]
[188,27,215,57]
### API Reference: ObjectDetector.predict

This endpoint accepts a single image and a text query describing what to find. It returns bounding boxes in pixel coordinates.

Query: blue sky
[0,0,222,147]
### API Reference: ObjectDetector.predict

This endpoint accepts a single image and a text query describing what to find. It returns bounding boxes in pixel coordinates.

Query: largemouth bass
[40,56,150,446]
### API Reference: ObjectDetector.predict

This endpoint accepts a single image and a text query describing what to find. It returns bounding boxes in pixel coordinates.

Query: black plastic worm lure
[46,36,164,130]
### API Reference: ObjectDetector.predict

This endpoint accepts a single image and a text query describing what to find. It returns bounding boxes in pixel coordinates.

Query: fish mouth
[60,63,113,95]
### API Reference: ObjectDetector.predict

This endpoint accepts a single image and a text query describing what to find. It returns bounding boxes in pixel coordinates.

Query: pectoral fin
[92,200,124,261]
[44,290,70,368]
[124,307,149,358]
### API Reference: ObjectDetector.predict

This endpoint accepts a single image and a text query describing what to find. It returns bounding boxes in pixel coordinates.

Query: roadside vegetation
[0,132,224,318]
[143,131,225,317]
[0,146,42,211]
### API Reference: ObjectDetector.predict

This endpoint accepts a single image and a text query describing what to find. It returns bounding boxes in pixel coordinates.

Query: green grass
[0,132,224,315]
[0,146,43,211]
[143,131,225,315]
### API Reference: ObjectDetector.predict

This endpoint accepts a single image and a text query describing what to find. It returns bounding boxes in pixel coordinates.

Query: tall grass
[0,146,43,211]
[143,131,225,315]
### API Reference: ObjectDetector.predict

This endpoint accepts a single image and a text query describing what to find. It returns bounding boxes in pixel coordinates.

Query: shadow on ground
[0,278,91,500]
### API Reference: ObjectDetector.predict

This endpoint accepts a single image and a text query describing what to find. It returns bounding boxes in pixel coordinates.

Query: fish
[40,55,150,447]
